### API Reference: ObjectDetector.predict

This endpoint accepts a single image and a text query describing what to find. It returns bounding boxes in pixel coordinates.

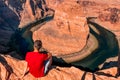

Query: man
[25,40,52,78]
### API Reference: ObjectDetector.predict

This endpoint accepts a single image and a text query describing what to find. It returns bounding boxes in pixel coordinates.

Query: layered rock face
[1,0,120,80]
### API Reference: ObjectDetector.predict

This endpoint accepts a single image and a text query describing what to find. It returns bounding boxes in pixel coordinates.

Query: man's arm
[47,53,52,59]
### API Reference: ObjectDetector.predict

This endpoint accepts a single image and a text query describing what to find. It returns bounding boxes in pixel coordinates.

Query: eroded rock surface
[33,15,89,56]
[0,54,120,80]
[45,0,120,36]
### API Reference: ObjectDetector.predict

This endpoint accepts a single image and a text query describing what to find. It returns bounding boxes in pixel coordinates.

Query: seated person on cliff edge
[25,40,52,78]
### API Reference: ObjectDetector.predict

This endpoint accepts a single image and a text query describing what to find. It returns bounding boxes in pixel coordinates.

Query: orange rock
[0,54,120,80]
[33,0,89,56]
[19,0,48,28]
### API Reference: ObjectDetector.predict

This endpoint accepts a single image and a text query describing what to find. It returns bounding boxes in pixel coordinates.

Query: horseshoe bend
[1,0,120,80]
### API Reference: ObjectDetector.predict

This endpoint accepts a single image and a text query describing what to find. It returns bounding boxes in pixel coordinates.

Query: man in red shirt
[25,40,52,78]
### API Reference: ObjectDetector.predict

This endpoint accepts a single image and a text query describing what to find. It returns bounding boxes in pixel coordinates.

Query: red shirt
[25,52,48,78]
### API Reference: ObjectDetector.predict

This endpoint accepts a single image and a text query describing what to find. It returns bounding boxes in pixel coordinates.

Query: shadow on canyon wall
[0,0,30,59]
[0,0,20,53]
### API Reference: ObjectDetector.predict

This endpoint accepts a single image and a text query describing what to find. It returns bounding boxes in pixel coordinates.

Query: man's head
[34,40,42,51]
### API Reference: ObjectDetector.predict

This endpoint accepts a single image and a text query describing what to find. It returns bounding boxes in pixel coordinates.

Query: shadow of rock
[0,55,13,80]
[102,61,118,69]
[0,0,20,53]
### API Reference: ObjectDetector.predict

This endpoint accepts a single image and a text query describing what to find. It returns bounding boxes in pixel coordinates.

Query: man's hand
[48,53,52,59]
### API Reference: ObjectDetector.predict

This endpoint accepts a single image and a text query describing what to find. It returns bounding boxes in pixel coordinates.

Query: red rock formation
[18,0,47,28]
[45,0,120,36]
[33,0,89,56]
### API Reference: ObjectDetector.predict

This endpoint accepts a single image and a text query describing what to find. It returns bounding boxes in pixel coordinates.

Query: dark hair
[34,40,42,51]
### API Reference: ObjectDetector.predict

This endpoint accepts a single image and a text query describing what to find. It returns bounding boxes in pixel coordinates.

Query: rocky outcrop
[4,0,49,28]
[45,0,120,38]
[33,0,90,56]
[0,54,27,80]
[0,54,120,80]
[33,13,89,56]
